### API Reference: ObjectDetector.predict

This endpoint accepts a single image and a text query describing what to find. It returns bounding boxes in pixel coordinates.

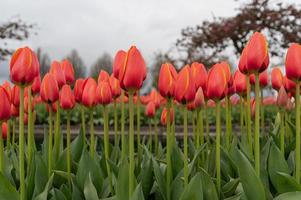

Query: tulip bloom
[191,62,207,90]
[2,81,11,102]
[31,76,41,95]
[206,63,227,100]
[96,81,112,105]
[113,50,127,78]
[145,101,156,118]
[233,70,247,95]
[250,70,268,87]
[0,87,11,121]
[11,86,20,107]
[74,78,85,103]
[60,85,75,110]
[61,59,75,84]
[109,75,121,99]
[50,61,66,88]
[1,123,7,140]
[158,63,177,98]
[40,73,59,104]
[271,68,283,91]
[160,107,174,125]
[10,47,39,86]
[98,70,110,84]
[81,78,97,108]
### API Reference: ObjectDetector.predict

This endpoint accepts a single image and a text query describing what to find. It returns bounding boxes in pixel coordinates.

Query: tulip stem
[183,105,189,187]
[0,121,4,173]
[261,89,265,133]
[240,96,244,133]
[121,90,126,160]
[27,87,33,173]
[80,105,86,148]
[103,105,113,194]
[136,91,141,171]
[54,101,61,161]
[128,91,135,198]
[66,111,71,186]
[48,107,53,177]
[6,120,10,149]
[166,99,172,200]
[89,109,95,159]
[205,102,210,143]
[254,72,260,177]
[295,81,300,183]
[225,95,231,149]
[114,100,118,147]
[12,119,15,147]
[19,86,25,200]
[216,100,221,193]
[148,119,152,152]
[154,118,158,156]
[246,75,253,158]
[280,110,285,155]
[198,108,204,161]
[192,110,196,147]
[171,100,176,146]
[196,110,200,149]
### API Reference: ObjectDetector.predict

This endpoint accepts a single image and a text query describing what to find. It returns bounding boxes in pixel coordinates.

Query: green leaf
[199,168,218,200]
[152,157,167,200]
[131,184,145,200]
[0,173,19,200]
[274,191,301,200]
[84,173,99,200]
[222,178,240,197]
[179,173,203,200]
[34,174,54,200]
[274,172,301,193]
[34,154,48,195]
[116,161,129,200]
[232,148,265,200]
[71,130,84,163]
[140,154,153,198]
[51,188,67,200]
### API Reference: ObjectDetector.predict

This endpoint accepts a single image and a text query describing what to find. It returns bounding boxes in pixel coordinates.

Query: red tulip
[109,75,121,99]
[60,85,75,110]
[191,62,207,89]
[119,46,147,91]
[174,65,196,103]
[1,122,7,139]
[113,50,126,78]
[250,70,268,87]
[31,75,41,95]
[74,78,85,103]
[187,102,196,111]
[271,68,283,90]
[24,95,34,114]
[230,95,240,105]
[11,105,19,117]
[24,113,28,125]
[2,81,11,102]
[262,96,276,106]
[0,86,11,121]
[238,47,248,74]
[160,107,174,125]
[98,70,110,84]
[96,81,112,105]
[81,78,97,107]
[284,76,296,92]
[194,87,205,108]
[145,101,156,118]
[10,47,39,85]
[158,63,178,98]
[285,43,301,81]
[277,86,288,108]
[40,73,59,103]
[245,32,269,73]
[46,102,58,113]
[149,89,161,109]
[50,61,66,88]
[206,63,227,100]
[11,85,20,107]
[61,59,75,84]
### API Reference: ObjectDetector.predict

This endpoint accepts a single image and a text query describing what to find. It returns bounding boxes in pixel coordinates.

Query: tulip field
[1,32,301,200]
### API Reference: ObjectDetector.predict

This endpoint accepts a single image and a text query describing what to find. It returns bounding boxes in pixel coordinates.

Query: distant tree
[36,48,51,78]
[0,17,35,60]
[173,0,301,67]
[65,49,86,79]
[90,53,112,79]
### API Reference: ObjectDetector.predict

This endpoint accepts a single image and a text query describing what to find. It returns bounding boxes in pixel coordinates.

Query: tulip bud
[160,107,174,125]
[109,75,121,99]
[11,105,19,117]
[61,59,75,84]
[277,86,288,108]
[119,46,147,91]
[24,95,34,114]
[31,75,41,95]
[74,78,85,103]
[263,96,276,106]
[113,50,126,78]
[11,85,20,107]
[285,43,301,81]
[158,63,177,98]
[2,81,11,101]
[60,85,75,110]
[191,62,207,89]
[149,89,161,109]
[10,47,39,85]
[40,73,60,103]
[50,61,66,88]
[250,70,268,87]
[98,70,110,84]
[145,101,156,118]
[96,81,112,105]
[0,86,11,121]
[187,102,196,111]
[271,67,283,90]
[206,63,227,100]
[284,76,296,93]
[233,70,247,95]
[1,122,7,140]
[238,47,248,74]
[174,65,196,104]
[194,87,205,108]
[81,78,97,107]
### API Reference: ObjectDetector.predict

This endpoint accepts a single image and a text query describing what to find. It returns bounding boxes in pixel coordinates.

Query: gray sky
[0,0,298,83]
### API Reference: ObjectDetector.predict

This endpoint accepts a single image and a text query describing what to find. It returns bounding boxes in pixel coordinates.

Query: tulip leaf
[179,172,203,200]
[0,173,19,200]
[131,184,145,200]
[222,178,240,197]
[152,157,167,200]
[140,154,153,198]
[274,191,301,200]
[34,174,54,200]
[116,161,129,200]
[232,148,265,200]
[51,188,67,200]
[34,154,48,195]
[199,168,218,200]
[71,130,84,163]
[84,173,99,200]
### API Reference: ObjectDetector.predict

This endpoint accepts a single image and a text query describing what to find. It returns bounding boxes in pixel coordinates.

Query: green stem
[254,72,260,177]
[225,95,230,149]
[136,91,141,170]
[154,118,158,156]
[129,91,135,197]
[246,74,253,158]
[192,110,196,146]
[27,87,33,173]
[19,86,25,200]
[295,81,300,183]
[121,90,126,160]
[90,109,95,159]
[66,111,71,186]
[216,100,221,193]
[280,111,285,155]
[196,110,200,149]
[114,100,118,147]
[6,120,10,149]
[148,119,152,152]
[103,105,113,193]
[171,100,175,146]
[80,105,86,148]
[198,108,204,158]
[183,106,189,187]
[0,121,3,173]
[205,102,210,143]
[240,96,244,133]
[12,119,15,147]
[54,101,61,160]
[166,99,172,200]
[261,89,265,133]
[48,107,53,177]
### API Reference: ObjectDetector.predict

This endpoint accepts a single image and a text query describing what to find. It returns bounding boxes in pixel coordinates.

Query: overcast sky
[0,0,298,83]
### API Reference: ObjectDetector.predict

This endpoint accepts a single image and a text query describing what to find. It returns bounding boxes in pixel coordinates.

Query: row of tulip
[0,31,300,199]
